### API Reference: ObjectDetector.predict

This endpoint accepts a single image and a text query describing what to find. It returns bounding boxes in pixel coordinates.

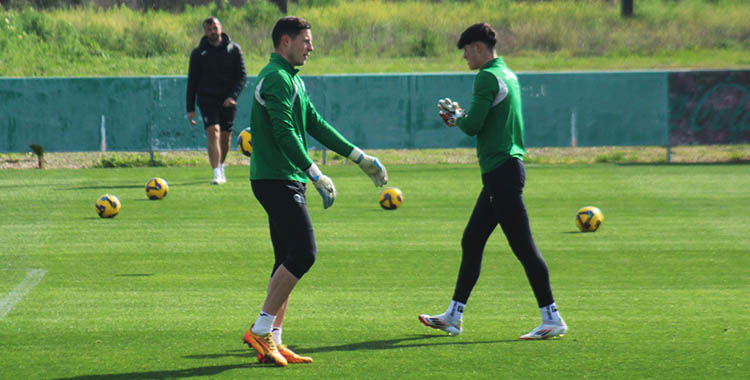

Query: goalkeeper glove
[437,98,465,127]
[349,147,388,187]
[305,163,336,209]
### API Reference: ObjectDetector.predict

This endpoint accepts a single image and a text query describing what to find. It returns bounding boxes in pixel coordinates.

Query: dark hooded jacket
[186,33,247,112]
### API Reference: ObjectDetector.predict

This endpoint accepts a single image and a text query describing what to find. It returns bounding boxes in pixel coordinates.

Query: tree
[622,0,634,17]
[268,0,287,13]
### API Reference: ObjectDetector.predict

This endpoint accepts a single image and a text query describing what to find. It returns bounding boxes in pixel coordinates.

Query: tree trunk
[269,0,287,13]
[622,0,634,18]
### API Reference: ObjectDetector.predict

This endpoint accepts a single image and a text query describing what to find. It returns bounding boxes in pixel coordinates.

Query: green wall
[0,71,703,153]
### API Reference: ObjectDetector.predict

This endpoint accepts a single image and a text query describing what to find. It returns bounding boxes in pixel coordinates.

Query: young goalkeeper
[418,23,567,340]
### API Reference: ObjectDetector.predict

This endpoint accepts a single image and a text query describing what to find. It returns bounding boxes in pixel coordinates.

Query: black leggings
[251,180,317,279]
[452,158,554,307]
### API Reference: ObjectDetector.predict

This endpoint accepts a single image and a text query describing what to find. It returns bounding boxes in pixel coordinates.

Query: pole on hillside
[269,0,288,13]
[622,0,634,17]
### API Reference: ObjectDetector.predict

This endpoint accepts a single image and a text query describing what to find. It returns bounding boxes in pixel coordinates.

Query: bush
[96,152,165,167]
[239,0,282,25]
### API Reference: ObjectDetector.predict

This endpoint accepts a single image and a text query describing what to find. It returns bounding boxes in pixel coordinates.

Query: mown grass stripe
[0,269,47,320]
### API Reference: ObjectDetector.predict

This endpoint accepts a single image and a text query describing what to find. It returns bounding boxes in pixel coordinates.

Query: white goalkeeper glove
[349,147,388,187]
[437,97,465,127]
[305,163,336,209]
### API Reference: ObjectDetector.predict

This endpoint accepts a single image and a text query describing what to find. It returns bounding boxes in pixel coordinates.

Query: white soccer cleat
[520,320,568,340]
[211,174,226,185]
[419,313,463,336]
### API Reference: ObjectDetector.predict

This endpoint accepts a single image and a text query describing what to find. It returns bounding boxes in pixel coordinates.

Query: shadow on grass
[186,334,518,361]
[54,335,517,379]
[63,184,144,191]
[52,363,264,380]
[295,334,519,353]
[62,180,209,191]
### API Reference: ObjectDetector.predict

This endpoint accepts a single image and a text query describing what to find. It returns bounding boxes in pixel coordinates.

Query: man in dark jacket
[187,16,246,185]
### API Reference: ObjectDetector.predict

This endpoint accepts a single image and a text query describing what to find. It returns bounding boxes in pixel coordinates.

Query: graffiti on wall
[669,71,750,145]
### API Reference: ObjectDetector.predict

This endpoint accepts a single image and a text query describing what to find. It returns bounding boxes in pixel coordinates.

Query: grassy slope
[0,164,747,379]
[0,0,748,76]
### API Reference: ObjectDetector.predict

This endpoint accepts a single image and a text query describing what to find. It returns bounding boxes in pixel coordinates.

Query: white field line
[0,269,47,320]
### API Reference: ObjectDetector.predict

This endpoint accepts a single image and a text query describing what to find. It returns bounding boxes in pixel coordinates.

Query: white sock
[445,300,465,321]
[213,167,221,178]
[540,302,562,324]
[251,311,275,335]
[271,327,282,346]
[220,163,225,177]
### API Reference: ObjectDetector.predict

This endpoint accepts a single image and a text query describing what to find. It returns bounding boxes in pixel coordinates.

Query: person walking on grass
[243,16,388,366]
[186,16,246,185]
[418,23,568,340]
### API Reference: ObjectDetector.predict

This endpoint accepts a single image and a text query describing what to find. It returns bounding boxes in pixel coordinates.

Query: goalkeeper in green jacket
[419,23,567,340]
[242,16,388,366]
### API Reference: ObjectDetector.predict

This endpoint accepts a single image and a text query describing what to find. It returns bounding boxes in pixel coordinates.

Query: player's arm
[455,71,498,136]
[262,72,313,170]
[186,49,200,114]
[229,43,247,102]
[262,73,336,208]
[307,103,388,187]
[305,102,355,157]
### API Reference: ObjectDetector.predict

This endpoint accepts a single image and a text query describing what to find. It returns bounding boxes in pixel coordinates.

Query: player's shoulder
[227,40,243,54]
[257,68,295,94]
[475,69,502,90]
[264,66,294,83]
[189,46,203,58]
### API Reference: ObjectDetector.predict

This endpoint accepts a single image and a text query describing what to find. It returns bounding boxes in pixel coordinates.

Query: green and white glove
[437,97,465,127]
[305,163,336,209]
[349,147,388,187]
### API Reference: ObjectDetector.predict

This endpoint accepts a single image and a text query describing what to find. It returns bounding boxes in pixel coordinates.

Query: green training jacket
[456,57,526,174]
[250,53,354,182]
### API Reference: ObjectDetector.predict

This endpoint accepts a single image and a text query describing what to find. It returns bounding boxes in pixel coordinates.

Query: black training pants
[452,158,554,307]
[251,180,317,279]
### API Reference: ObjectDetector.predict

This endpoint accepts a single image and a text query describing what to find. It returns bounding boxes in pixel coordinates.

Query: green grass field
[1,163,748,379]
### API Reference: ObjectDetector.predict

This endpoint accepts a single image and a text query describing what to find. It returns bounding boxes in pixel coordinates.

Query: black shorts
[197,96,236,132]
[251,180,317,279]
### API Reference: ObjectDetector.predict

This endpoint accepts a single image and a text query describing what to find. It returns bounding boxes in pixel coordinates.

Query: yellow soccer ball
[96,194,121,218]
[145,177,169,200]
[379,187,404,210]
[237,127,252,157]
[575,206,603,232]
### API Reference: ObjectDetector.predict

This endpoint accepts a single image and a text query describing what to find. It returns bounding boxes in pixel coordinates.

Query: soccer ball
[145,177,169,200]
[575,206,603,232]
[237,127,252,157]
[378,187,404,210]
[96,194,121,218]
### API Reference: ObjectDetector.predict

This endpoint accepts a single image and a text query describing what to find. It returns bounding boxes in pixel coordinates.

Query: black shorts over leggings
[198,96,237,132]
[251,180,317,279]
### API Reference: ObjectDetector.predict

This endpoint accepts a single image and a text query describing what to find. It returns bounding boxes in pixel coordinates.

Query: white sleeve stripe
[290,81,299,107]
[254,77,266,107]
[492,77,508,107]
[254,77,299,109]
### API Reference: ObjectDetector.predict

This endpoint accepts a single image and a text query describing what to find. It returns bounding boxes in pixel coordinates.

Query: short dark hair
[202,16,220,28]
[457,23,497,49]
[272,16,312,48]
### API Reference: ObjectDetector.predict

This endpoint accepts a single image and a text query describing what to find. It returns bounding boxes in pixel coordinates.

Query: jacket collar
[270,53,299,76]
[482,57,505,69]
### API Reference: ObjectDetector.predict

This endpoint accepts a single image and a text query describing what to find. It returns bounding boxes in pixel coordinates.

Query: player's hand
[437,98,465,127]
[348,147,388,187]
[305,163,336,209]
[188,111,197,125]
[223,97,237,107]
